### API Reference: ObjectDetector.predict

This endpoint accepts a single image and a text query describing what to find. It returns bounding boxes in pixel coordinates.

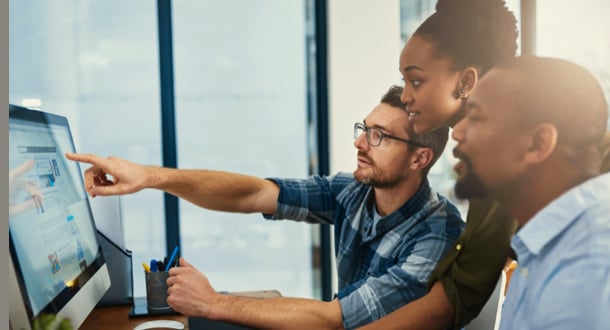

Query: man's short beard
[354,168,401,189]
[455,172,488,199]
[354,169,372,185]
[453,150,488,200]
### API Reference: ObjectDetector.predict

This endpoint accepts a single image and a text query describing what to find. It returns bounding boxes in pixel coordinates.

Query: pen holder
[145,271,171,310]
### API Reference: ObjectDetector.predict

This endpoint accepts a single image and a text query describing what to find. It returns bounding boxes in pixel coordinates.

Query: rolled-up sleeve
[262,173,354,225]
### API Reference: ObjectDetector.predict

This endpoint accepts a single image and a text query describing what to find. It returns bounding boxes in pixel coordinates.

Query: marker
[142,262,150,273]
[165,246,179,272]
[150,259,158,272]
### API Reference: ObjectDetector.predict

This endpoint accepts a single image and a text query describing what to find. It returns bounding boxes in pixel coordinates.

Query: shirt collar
[371,179,432,236]
[512,173,610,258]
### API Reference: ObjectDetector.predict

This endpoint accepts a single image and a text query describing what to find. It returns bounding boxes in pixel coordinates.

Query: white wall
[327,0,403,294]
[328,0,403,174]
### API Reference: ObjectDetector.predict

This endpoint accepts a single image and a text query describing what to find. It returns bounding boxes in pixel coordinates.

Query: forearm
[149,166,278,214]
[357,281,454,330]
[168,260,343,329]
[208,294,344,330]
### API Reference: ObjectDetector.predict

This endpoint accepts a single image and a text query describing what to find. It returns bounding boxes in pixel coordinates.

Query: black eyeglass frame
[353,122,427,148]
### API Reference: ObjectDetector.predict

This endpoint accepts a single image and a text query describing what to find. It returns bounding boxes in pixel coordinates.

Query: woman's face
[399,35,466,134]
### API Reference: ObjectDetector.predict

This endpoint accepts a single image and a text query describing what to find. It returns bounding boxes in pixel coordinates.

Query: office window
[9,1,165,297]
[172,1,314,298]
[536,0,610,129]
[399,0,436,42]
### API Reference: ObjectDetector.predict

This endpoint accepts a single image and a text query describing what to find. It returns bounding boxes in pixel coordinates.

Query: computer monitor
[8,104,111,329]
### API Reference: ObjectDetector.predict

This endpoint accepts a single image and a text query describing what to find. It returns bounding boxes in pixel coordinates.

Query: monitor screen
[9,104,110,329]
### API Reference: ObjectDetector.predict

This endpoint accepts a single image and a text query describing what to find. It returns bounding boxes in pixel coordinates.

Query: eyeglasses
[353,123,427,148]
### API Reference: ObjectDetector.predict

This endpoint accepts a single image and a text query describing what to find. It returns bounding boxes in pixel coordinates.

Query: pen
[165,246,179,272]
[142,262,151,273]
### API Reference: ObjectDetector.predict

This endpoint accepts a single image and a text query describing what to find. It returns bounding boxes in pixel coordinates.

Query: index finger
[65,152,107,195]
[168,266,183,277]
[65,152,104,166]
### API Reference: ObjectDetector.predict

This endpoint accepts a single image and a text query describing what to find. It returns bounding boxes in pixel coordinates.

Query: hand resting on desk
[166,257,343,330]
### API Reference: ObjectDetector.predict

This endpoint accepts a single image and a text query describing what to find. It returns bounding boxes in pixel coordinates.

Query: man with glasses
[66,85,464,329]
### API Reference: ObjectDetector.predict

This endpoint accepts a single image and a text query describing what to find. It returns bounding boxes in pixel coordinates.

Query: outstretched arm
[167,258,344,330]
[65,152,279,214]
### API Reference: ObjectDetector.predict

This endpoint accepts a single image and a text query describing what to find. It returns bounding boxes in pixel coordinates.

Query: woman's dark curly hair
[414,0,519,75]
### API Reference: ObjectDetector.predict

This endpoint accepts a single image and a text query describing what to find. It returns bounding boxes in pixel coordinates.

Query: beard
[453,148,488,200]
[354,152,402,189]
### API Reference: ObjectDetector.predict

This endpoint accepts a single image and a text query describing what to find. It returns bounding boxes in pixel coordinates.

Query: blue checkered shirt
[263,173,464,329]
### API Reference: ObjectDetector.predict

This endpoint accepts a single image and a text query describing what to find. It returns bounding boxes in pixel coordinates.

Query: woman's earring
[459,88,469,100]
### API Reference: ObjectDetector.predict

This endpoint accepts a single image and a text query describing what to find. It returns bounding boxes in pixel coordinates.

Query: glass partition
[172,0,314,298]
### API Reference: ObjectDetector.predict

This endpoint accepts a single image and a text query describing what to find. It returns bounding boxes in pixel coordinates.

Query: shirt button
[455,243,462,251]
[520,268,529,277]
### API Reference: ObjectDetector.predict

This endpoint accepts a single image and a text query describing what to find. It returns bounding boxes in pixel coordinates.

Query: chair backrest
[464,270,507,330]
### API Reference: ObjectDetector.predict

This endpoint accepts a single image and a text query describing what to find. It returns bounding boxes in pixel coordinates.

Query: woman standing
[360,0,519,328]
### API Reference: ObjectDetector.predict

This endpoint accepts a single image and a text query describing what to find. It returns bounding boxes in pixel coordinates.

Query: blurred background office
[9,0,610,300]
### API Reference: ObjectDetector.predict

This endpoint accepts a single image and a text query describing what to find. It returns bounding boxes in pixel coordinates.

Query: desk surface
[81,291,280,330]
[81,304,188,330]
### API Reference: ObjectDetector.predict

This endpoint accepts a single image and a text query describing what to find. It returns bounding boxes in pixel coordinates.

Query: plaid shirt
[264,173,464,329]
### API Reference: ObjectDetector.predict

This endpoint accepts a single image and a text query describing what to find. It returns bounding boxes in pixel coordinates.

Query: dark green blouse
[427,197,517,329]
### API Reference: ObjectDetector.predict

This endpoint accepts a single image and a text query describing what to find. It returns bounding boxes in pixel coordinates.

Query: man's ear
[457,67,478,99]
[524,123,558,164]
[411,148,434,171]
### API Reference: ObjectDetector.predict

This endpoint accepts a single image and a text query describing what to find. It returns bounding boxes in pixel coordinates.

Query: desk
[81,304,187,330]
[81,291,280,330]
